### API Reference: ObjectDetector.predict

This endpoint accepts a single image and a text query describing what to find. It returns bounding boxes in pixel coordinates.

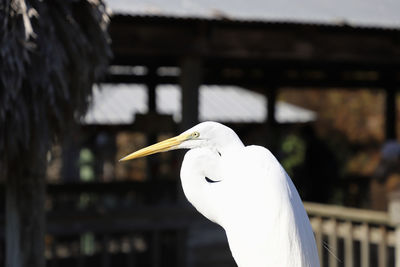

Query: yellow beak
[119,133,191,161]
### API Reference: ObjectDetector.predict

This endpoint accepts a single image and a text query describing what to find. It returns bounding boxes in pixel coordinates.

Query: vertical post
[146,66,158,182]
[396,227,400,267]
[179,57,202,131]
[177,57,202,266]
[152,231,160,267]
[51,238,59,267]
[266,86,278,153]
[147,65,157,113]
[266,87,277,127]
[102,235,110,267]
[328,218,338,267]
[176,230,187,267]
[178,57,201,199]
[361,223,370,267]
[378,226,387,267]
[389,190,400,267]
[344,221,354,267]
[61,131,80,182]
[313,217,323,266]
[127,235,136,267]
[385,87,397,140]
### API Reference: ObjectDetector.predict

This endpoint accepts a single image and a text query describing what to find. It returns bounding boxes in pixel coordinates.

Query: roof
[106,0,400,29]
[83,84,317,124]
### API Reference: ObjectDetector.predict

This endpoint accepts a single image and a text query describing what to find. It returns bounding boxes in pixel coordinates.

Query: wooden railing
[305,201,400,267]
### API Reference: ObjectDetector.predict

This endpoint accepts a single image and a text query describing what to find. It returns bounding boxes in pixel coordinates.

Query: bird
[120,121,320,267]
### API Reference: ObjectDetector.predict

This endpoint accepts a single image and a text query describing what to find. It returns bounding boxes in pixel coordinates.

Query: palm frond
[0,0,112,165]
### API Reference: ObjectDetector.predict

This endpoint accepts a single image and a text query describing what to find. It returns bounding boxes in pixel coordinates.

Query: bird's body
[121,121,320,267]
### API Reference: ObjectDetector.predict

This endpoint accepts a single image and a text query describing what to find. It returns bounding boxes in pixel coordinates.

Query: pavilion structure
[104,1,400,140]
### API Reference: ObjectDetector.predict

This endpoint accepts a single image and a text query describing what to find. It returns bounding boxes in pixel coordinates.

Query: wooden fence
[305,199,400,267]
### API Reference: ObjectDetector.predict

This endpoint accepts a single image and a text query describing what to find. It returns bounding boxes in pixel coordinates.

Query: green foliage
[80,232,95,255]
[281,134,306,177]
[79,148,94,181]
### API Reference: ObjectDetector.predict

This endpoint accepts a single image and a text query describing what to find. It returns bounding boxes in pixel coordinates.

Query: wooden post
[127,236,136,267]
[266,87,277,127]
[178,56,201,198]
[146,65,159,182]
[389,190,400,267]
[152,231,160,267]
[102,235,110,267]
[344,221,354,267]
[313,217,323,266]
[378,225,387,267]
[176,230,187,267]
[385,87,397,140]
[6,161,46,267]
[328,218,338,267]
[265,86,278,153]
[147,65,157,112]
[361,222,370,267]
[179,57,202,131]
[177,56,202,266]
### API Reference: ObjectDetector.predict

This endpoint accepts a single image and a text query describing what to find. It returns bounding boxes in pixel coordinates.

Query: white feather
[180,122,319,267]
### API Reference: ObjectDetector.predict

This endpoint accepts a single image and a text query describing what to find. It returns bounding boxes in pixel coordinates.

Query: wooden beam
[110,15,400,66]
[105,67,400,89]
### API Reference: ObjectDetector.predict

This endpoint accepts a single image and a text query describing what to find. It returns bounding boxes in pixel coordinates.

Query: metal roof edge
[110,13,400,32]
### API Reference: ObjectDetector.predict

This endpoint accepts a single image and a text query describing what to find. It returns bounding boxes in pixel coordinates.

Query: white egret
[120,121,320,267]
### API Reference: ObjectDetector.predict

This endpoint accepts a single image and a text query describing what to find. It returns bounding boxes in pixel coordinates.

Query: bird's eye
[192,132,200,138]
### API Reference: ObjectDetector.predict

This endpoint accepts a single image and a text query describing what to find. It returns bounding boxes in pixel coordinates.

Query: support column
[179,57,202,132]
[267,87,277,126]
[177,57,201,202]
[177,57,202,267]
[266,86,278,153]
[147,65,157,112]
[146,66,158,182]
[385,87,397,140]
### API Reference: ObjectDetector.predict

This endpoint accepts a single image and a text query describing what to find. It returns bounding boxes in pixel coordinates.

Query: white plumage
[121,121,320,267]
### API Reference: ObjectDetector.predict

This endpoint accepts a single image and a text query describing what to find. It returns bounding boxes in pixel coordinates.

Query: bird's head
[119,121,242,161]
